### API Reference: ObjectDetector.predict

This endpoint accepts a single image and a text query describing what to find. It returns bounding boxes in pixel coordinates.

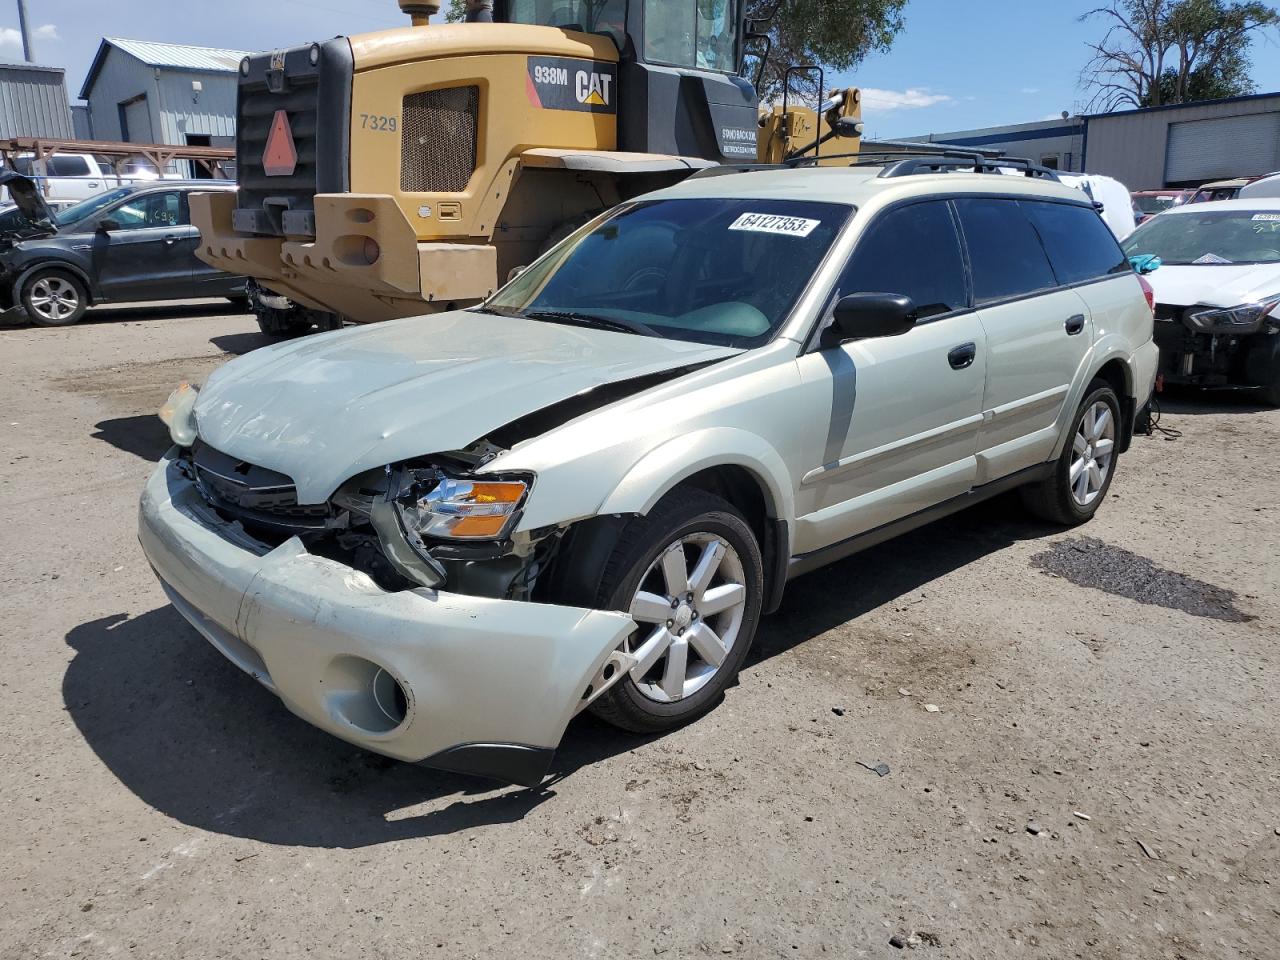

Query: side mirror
[98,218,120,232]
[825,293,918,346]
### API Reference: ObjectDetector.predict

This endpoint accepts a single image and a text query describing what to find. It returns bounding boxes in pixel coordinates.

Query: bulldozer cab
[494,0,760,162]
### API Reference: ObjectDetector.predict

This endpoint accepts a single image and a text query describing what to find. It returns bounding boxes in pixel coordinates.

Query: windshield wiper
[520,309,662,338]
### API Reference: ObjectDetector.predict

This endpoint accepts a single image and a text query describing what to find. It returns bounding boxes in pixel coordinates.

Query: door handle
[163,235,179,246]
[948,342,977,370]
[1065,314,1086,335]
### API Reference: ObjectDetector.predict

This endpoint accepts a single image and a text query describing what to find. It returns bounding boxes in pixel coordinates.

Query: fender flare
[596,426,795,528]
[11,258,96,307]
[1051,339,1136,459]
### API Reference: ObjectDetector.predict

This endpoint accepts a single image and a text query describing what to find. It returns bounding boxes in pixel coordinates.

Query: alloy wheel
[28,276,80,323]
[625,533,748,704]
[1070,400,1116,507]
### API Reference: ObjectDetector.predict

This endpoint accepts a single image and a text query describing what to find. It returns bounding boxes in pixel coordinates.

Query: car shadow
[78,301,237,327]
[91,415,173,461]
[63,497,1054,847]
[209,331,275,356]
[1156,386,1271,416]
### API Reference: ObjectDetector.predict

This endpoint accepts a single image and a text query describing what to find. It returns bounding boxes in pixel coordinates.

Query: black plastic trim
[762,517,789,615]
[787,462,1054,580]
[421,742,555,787]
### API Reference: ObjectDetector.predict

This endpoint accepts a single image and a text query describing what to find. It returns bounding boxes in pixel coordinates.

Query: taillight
[1138,275,1155,313]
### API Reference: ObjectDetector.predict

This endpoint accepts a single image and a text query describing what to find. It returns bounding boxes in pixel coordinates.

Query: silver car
[141,159,1159,785]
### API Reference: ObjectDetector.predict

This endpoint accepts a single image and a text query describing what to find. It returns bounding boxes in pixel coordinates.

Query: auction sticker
[1253,213,1280,221]
[729,212,821,237]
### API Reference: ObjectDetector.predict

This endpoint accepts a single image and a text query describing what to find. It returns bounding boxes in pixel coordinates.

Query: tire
[1262,369,1280,407]
[587,488,764,734]
[21,268,88,327]
[226,295,250,311]
[253,306,313,338]
[1020,379,1122,526]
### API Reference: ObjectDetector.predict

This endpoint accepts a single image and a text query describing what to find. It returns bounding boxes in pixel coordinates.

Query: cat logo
[575,70,612,107]
[526,56,618,115]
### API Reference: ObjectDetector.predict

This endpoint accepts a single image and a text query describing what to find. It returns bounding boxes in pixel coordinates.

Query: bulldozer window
[644,0,738,73]
[508,0,627,46]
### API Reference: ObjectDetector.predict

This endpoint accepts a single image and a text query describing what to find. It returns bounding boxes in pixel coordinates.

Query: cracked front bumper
[138,454,634,786]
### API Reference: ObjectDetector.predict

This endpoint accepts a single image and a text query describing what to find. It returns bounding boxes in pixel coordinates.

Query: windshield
[507,0,627,45]
[484,197,851,347]
[54,188,133,227]
[1123,209,1280,266]
[1133,194,1184,215]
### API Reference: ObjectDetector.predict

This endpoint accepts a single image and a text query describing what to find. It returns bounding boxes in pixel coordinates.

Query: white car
[141,158,1158,785]
[1123,198,1280,404]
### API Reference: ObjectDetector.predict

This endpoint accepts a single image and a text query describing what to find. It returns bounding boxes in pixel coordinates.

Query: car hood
[1144,262,1280,308]
[195,311,741,503]
[0,171,56,239]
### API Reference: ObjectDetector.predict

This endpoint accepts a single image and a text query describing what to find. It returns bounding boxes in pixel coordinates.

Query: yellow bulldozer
[191,0,863,334]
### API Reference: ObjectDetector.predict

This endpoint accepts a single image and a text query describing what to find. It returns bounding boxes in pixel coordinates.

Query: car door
[92,189,196,302]
[953,197,1094,484]
[792,199,987,554]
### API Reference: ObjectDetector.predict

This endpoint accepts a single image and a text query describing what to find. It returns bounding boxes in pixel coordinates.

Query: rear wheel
[22,269,87,326]
[587,489,764,733]
[1020,379,1121,526]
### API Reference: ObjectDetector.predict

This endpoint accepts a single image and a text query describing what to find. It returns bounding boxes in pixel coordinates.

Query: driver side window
[107,191,184,231]
[834,201,969,321]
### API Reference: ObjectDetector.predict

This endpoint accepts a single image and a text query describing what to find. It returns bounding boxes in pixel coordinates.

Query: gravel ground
[1,304,1277,960]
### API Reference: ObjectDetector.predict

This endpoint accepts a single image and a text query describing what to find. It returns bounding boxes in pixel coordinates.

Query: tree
[1082,0,1279,111]
[444,1,908,100]
[746,0,907,101]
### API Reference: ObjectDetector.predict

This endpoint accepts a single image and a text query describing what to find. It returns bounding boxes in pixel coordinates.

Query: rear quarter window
[1023,200,1129,285]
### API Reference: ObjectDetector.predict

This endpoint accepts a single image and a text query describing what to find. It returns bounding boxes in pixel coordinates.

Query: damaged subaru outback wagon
[140,158,1158,786]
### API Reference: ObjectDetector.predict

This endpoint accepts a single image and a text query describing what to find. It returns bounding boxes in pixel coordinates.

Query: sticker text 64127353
[728,212,822,238]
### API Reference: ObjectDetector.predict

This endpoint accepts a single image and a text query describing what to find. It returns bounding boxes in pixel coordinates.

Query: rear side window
[953,198,1057,304]
[836,201,968,319]
[1023,201,1129,285]
[48,155,91,177]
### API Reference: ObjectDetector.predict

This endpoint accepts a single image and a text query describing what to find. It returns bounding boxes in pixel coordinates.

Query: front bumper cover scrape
[138,454,635,787]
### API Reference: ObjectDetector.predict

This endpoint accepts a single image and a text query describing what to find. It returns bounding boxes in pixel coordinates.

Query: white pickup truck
[0,153,178,206]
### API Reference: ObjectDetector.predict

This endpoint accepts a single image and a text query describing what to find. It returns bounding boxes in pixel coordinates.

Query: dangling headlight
[395,473,530,542]
[1186,297,1280,334]
[158,382,199,447]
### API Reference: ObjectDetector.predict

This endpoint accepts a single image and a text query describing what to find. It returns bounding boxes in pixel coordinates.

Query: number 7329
[360,114,398,132]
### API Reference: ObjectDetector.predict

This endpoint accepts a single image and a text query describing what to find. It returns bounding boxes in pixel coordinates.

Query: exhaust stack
[398,1,439,26]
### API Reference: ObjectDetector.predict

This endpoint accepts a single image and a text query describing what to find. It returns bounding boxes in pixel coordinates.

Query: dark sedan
[0,174,246,326]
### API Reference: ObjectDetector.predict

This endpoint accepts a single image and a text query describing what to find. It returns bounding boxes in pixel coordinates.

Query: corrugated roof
[104,37,251,72]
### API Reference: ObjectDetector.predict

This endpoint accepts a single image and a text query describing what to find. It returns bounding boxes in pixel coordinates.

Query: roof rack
[877,153,1062,181]
[686,151,1063,183]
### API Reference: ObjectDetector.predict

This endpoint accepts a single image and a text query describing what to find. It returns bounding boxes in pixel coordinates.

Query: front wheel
[588,489,764,733]
[1021,379,1121,526]
[22,269,88,326]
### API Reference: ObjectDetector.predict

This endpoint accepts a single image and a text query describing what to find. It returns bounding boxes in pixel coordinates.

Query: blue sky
[3,0,1279,138]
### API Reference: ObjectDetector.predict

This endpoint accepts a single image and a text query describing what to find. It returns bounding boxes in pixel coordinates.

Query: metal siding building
[0,62,75,139]
[1083,94,1280,188]
[901,119,1087,172]
[79,38,248,156]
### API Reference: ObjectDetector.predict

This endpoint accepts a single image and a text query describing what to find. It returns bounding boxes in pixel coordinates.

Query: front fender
[596,426,795,525]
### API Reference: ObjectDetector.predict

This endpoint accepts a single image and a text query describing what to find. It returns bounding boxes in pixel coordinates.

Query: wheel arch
[593,429,794,615]
[14,259,96,306]
[1091,352,1137,453]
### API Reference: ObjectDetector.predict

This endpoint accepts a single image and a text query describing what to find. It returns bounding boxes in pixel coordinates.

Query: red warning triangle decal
[263,109,298,177]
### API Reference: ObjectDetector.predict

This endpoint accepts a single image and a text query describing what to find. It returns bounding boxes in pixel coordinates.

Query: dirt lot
[1,304,1277,960]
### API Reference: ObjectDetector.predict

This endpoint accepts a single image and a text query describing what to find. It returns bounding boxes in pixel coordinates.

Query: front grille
[401,85,479,193]
[192,443,331,530]
[234,39,353,237]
